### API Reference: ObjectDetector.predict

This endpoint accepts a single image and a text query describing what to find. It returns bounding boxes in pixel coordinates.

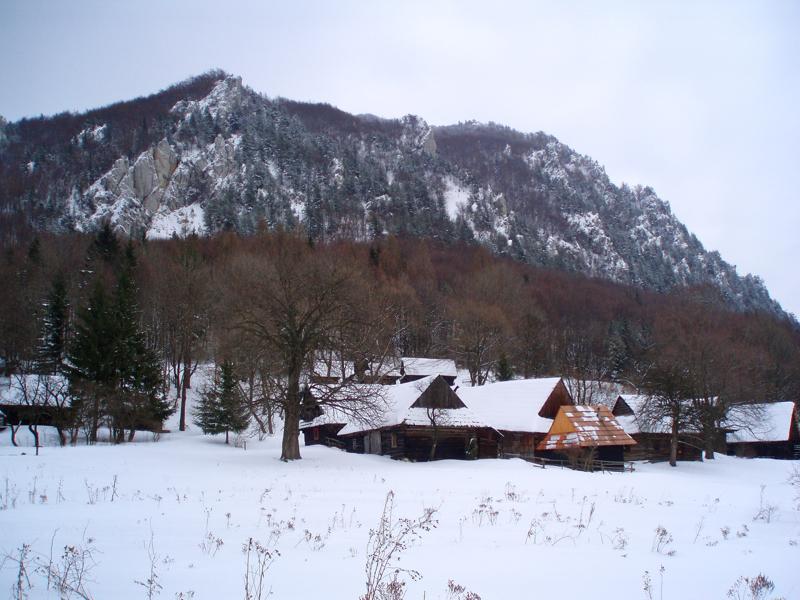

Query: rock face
[0,74,784,316]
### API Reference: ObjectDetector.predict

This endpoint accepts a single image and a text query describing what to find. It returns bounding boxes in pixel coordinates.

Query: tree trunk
[267,404,274,435]
[128,428,136,442]
[10,424,20,447]
[28,424,40,456]
[429,429,438,461]
[669,419,678,467]
[703,426,715,460]
[225,429,229,444]
[90,396,100,443]
[179,367,188,432]
[281,401,301,460]
[703,415,715,460]
[281,364,302,461]
[184,351,192,389]
[56,427,66,447]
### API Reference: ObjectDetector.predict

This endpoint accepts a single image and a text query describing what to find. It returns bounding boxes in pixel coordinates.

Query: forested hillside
[0,72,783,315]
[3,230,798,410]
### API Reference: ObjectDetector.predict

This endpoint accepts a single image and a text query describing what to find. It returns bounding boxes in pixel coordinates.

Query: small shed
[458,377,574,458]
[537,405,635,466]
[726,401,799,459]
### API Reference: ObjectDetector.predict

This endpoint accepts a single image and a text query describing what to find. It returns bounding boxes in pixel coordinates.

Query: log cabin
[726,401,799,459]
[300,375,500,460]
[457,377,574,458]
[611,395,703,461]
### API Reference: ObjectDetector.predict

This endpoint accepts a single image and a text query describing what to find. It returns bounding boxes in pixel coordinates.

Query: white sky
[1,0,798,316]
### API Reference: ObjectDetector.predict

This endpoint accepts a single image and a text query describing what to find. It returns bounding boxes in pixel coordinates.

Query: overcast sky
[2,0,798,316]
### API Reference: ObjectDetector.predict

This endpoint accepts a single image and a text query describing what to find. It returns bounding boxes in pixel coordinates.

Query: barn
[726,401,799,459]
[457,377,574,458]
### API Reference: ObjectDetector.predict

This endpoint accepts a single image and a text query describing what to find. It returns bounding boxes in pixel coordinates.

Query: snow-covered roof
[537,405,636,451]
[301,376,491,436]
[310,358,355,381]
[726,401,797,444]
[614,395,652,434]
[457,377,566,434]
[398,357,458,378]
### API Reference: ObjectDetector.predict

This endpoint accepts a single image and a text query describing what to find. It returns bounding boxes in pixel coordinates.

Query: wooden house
[300,375,499,460]
[458,377,574,458]
[536,405,636,466]
[611,395,702,462]
[311,355,459,386]
[357,357,459,386]
[726,401,799,459]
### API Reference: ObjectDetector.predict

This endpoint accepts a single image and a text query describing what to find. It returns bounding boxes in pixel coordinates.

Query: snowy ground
[1,413,798,598]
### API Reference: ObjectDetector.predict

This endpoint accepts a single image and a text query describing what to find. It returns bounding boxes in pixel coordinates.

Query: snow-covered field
[2,417,798,598]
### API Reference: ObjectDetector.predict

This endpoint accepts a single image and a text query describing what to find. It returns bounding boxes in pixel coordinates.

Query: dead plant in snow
[243,537,279,600]
[37,535,98,600]
[789,465,800,510]
[446,579,482,600]
[752,485,777,524]
[727,573,785,600]
[134,530,162,600]
[360,490,438,600]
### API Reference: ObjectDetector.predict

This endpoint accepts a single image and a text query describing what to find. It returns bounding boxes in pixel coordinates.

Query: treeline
[1,229,799,457]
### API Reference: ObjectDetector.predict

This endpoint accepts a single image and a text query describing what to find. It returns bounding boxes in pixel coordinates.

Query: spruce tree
[68,240,169,442]
[111,242,170,440]
[496,353,514,381]
[194,361,250,444]
[67,280,117,442]
[37,272,70,374]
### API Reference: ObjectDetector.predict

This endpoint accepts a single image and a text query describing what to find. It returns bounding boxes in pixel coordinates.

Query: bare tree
[425,406,451,461]
[147,240,211,432]
[227,238,394,460]
[9,371,60,455]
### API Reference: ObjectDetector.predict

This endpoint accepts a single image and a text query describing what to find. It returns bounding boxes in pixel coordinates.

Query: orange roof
[537,405,636,451]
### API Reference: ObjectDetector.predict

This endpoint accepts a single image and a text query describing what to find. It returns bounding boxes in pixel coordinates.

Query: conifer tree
[495,353,514,381]
[37,272,70,374]
[67,280,117,442]
[68,237,169,442]
[194,361,249,444]
[109,242,170,441]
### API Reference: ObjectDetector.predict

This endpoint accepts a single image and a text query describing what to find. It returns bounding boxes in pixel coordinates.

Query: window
[390,432,398,449]
[312,427,320,441]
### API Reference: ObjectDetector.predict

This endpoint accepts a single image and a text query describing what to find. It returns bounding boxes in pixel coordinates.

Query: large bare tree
[227,238,394,460]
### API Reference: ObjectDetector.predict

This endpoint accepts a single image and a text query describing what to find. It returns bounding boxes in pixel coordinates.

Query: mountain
[0,71,782,315]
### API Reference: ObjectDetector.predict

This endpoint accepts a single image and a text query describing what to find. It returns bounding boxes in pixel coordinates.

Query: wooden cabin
[536,405,636,468]
[395,358,458,386]
[612,395,702,462]
[726,401,799,459]
[458,377,574,458]
[357,357,459,386]
[301,375,499,460]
